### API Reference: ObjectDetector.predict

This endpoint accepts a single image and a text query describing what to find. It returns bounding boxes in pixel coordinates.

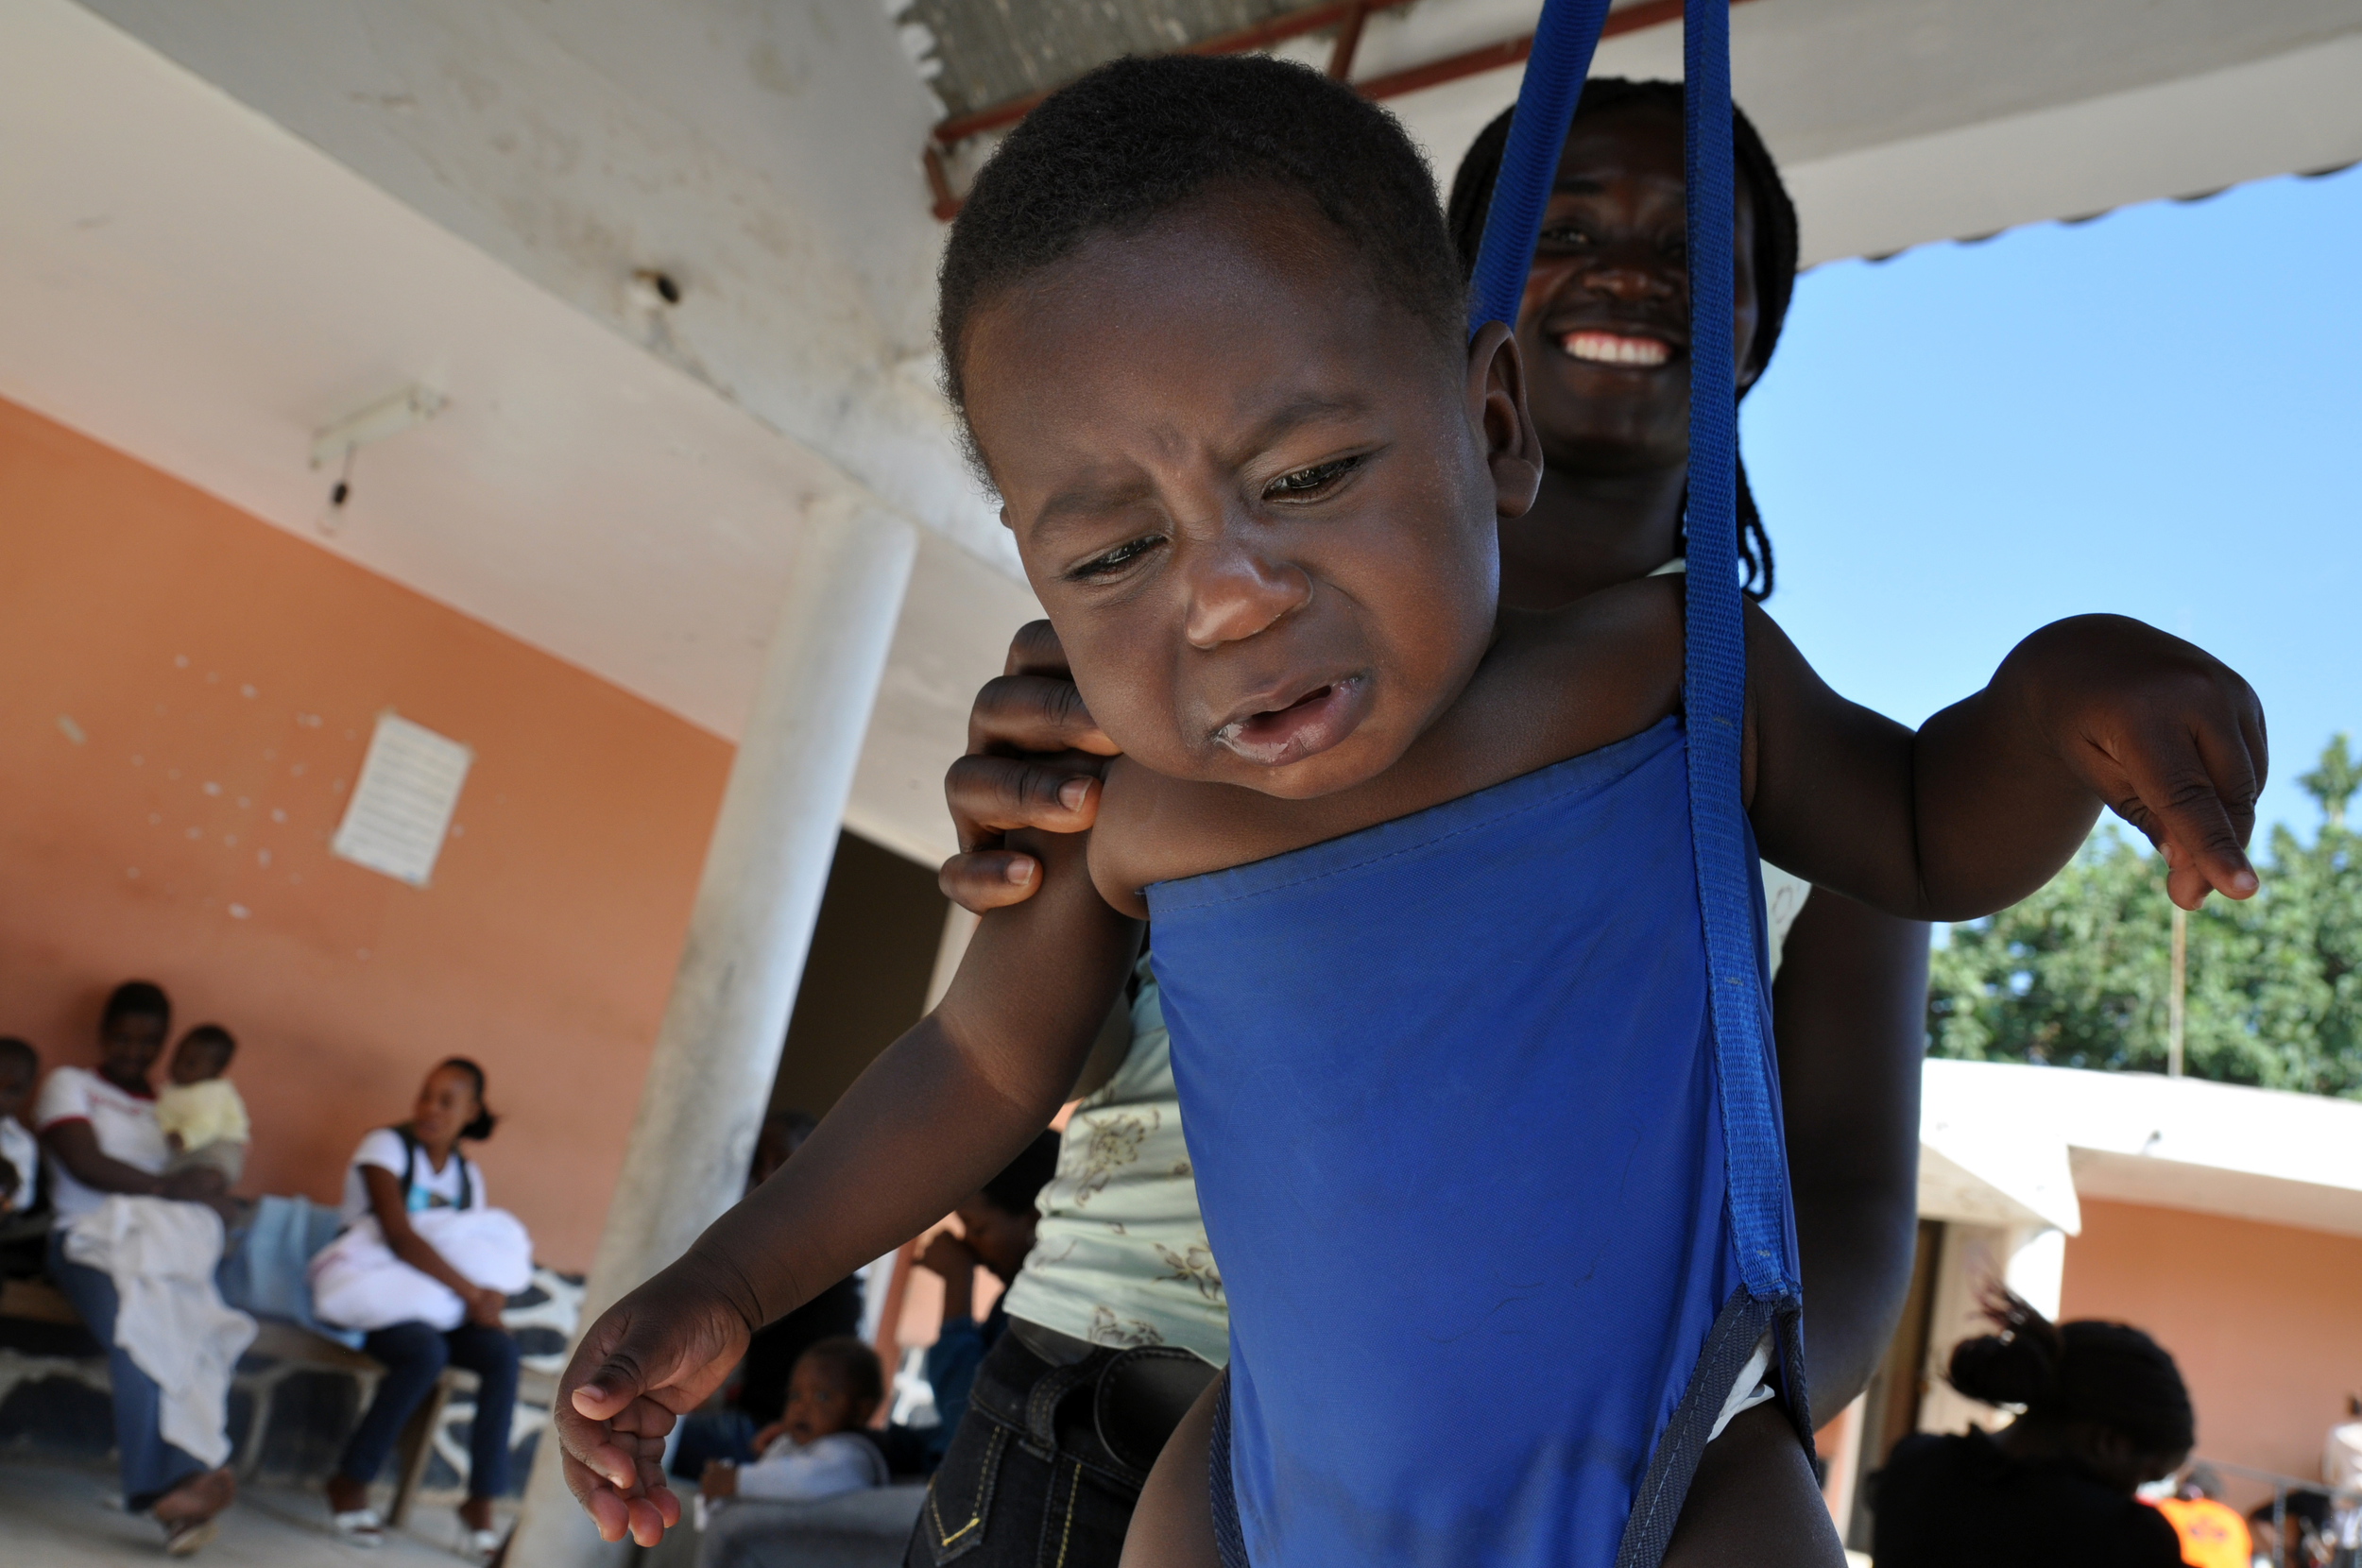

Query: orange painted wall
[0,397,731,1269]
[2062,1198,2362,1496]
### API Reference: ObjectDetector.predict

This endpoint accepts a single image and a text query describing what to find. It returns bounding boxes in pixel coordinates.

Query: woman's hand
[555,1255,758,1545]
[940,621,1121,913]
[466,1286,507,1328]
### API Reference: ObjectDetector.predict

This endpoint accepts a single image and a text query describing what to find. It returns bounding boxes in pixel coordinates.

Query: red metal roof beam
[930,0,1412,147]
[924,0,1757,215]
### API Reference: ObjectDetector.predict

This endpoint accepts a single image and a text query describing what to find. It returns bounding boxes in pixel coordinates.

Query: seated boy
[155,1026,248,1188]
[699,1337,888,1508]
[552,55,2266,1568]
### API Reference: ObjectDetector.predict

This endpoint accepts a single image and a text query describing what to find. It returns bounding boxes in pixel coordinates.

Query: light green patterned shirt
[1001,960,1230,1365]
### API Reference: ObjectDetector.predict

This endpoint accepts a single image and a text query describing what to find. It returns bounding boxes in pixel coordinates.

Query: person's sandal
[152,1468,235,1556]
[330,1508,386,1547]
[163,1516,218,1557]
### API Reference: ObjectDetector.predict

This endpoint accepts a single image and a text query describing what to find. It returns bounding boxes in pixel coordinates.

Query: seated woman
[1869,1290,2194,1567]
[36,980,241,1554]
[321,1058,521,1563]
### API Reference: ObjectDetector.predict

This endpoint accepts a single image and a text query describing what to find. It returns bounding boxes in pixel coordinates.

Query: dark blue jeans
[337,1321,520,1499]
[45,1230,210,1510]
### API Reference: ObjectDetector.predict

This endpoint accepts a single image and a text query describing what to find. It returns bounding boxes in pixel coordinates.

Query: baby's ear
[1465,321,1543,520]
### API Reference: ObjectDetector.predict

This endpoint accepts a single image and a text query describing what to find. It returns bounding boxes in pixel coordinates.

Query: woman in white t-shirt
[323,1057,520,1565]
[36,980,240,1551]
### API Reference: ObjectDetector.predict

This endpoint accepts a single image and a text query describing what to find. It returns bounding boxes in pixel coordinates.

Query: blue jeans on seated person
[336,1320,520,1499]
[45,1229,210,1511]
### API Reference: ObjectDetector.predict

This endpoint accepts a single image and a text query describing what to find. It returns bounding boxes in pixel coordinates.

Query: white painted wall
[77,0,1012,571]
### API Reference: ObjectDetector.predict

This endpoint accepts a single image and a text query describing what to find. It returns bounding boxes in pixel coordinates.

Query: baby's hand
[556,1258,757,1545]
[916,1230,981,1280]
[750,1421,787,1451]
[699,1460,740,1500]
[2014,615,2266,909]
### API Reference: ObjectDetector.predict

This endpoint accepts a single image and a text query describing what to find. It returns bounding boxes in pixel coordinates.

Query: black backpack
[387,1124,474,1213]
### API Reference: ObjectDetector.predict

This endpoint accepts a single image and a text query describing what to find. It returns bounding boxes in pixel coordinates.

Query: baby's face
[782,1360,872,1446]
[169,1041,226,1085]
[965,191,1535,800]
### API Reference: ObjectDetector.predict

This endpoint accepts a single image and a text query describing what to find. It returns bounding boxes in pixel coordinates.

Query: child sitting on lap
[155,1025,248,1188]
[699,1337,888,1509]
[555,56,2267,1568]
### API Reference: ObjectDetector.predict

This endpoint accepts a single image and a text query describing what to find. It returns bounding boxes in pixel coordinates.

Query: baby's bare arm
[1747,608,2265,919]
[555,827,1139,1545]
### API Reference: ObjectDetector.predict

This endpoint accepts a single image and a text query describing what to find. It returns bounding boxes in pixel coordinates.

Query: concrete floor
[0,1460,518,1567]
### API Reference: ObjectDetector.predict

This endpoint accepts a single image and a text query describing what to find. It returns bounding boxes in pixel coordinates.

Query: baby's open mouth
[1215,675,1367,767]
[1558,330,1672,367]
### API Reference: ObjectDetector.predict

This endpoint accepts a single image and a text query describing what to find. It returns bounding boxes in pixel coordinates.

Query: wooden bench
[0,1276,552,1523]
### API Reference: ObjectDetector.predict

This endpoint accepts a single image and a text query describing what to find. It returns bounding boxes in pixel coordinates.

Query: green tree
[1926,733,2362,1098]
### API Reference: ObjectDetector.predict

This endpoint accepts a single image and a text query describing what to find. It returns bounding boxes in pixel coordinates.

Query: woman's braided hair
[1446,82,1798,600]
[1946,1288,2195,1457]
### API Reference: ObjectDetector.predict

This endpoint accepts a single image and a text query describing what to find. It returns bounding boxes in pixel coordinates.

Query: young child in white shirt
[699,1337,888,1510]
[0,1037,38,1215]
[154,1026,249,1187]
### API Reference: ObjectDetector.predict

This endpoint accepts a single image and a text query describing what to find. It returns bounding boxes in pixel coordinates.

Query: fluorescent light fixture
[309,384,446,469]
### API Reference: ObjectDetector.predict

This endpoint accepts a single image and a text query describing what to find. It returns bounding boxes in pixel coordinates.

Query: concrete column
[508,496,917,1568]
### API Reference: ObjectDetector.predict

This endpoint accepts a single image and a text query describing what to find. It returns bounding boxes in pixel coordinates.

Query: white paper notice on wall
[331,712,472,888]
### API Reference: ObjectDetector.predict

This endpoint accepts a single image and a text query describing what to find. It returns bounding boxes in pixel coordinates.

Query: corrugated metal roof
[902,0,1310,117]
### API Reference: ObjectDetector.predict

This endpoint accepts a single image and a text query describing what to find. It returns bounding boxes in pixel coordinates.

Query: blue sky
[1743,162,2362,851]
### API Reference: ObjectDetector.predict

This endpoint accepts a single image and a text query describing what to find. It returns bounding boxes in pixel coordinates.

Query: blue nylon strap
[1466,0,1794,1304]
[1680,0,1793,1303]
[1463,0,1613,336]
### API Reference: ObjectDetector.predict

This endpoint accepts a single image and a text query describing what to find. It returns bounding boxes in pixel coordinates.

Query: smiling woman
[1446,79,1796,609]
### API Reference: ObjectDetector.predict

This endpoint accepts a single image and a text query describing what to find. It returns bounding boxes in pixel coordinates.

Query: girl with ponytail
[1870,1289,2194,1566]
[317,1057,526,1562]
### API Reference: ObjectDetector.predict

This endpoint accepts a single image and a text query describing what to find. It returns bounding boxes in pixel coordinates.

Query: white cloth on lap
[63,1196,256,1468]
[308,1206,534,1331]
[734,1432,889,1503]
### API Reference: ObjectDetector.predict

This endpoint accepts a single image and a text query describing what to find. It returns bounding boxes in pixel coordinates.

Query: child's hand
[2012,615,2266,909]
[915,1230,980,1280]
[750,1421,787,1451]
[699,1460,740,1500]
[556,1258,757,1545]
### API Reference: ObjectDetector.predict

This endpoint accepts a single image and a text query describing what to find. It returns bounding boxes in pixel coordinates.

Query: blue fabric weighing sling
[1141,3,1812,1563]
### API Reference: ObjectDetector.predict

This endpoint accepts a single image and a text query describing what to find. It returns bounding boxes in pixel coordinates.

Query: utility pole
[2167,902,2187,1078]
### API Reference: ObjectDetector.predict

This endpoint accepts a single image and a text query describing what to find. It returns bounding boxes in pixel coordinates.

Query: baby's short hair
[937,54,1464,452]
[0,1036,36,1082]
[796,1335,885,1408]
[177,1024,236,1070]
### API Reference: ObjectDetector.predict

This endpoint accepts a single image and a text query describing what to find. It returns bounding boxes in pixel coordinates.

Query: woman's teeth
[1560,331,1670,366]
